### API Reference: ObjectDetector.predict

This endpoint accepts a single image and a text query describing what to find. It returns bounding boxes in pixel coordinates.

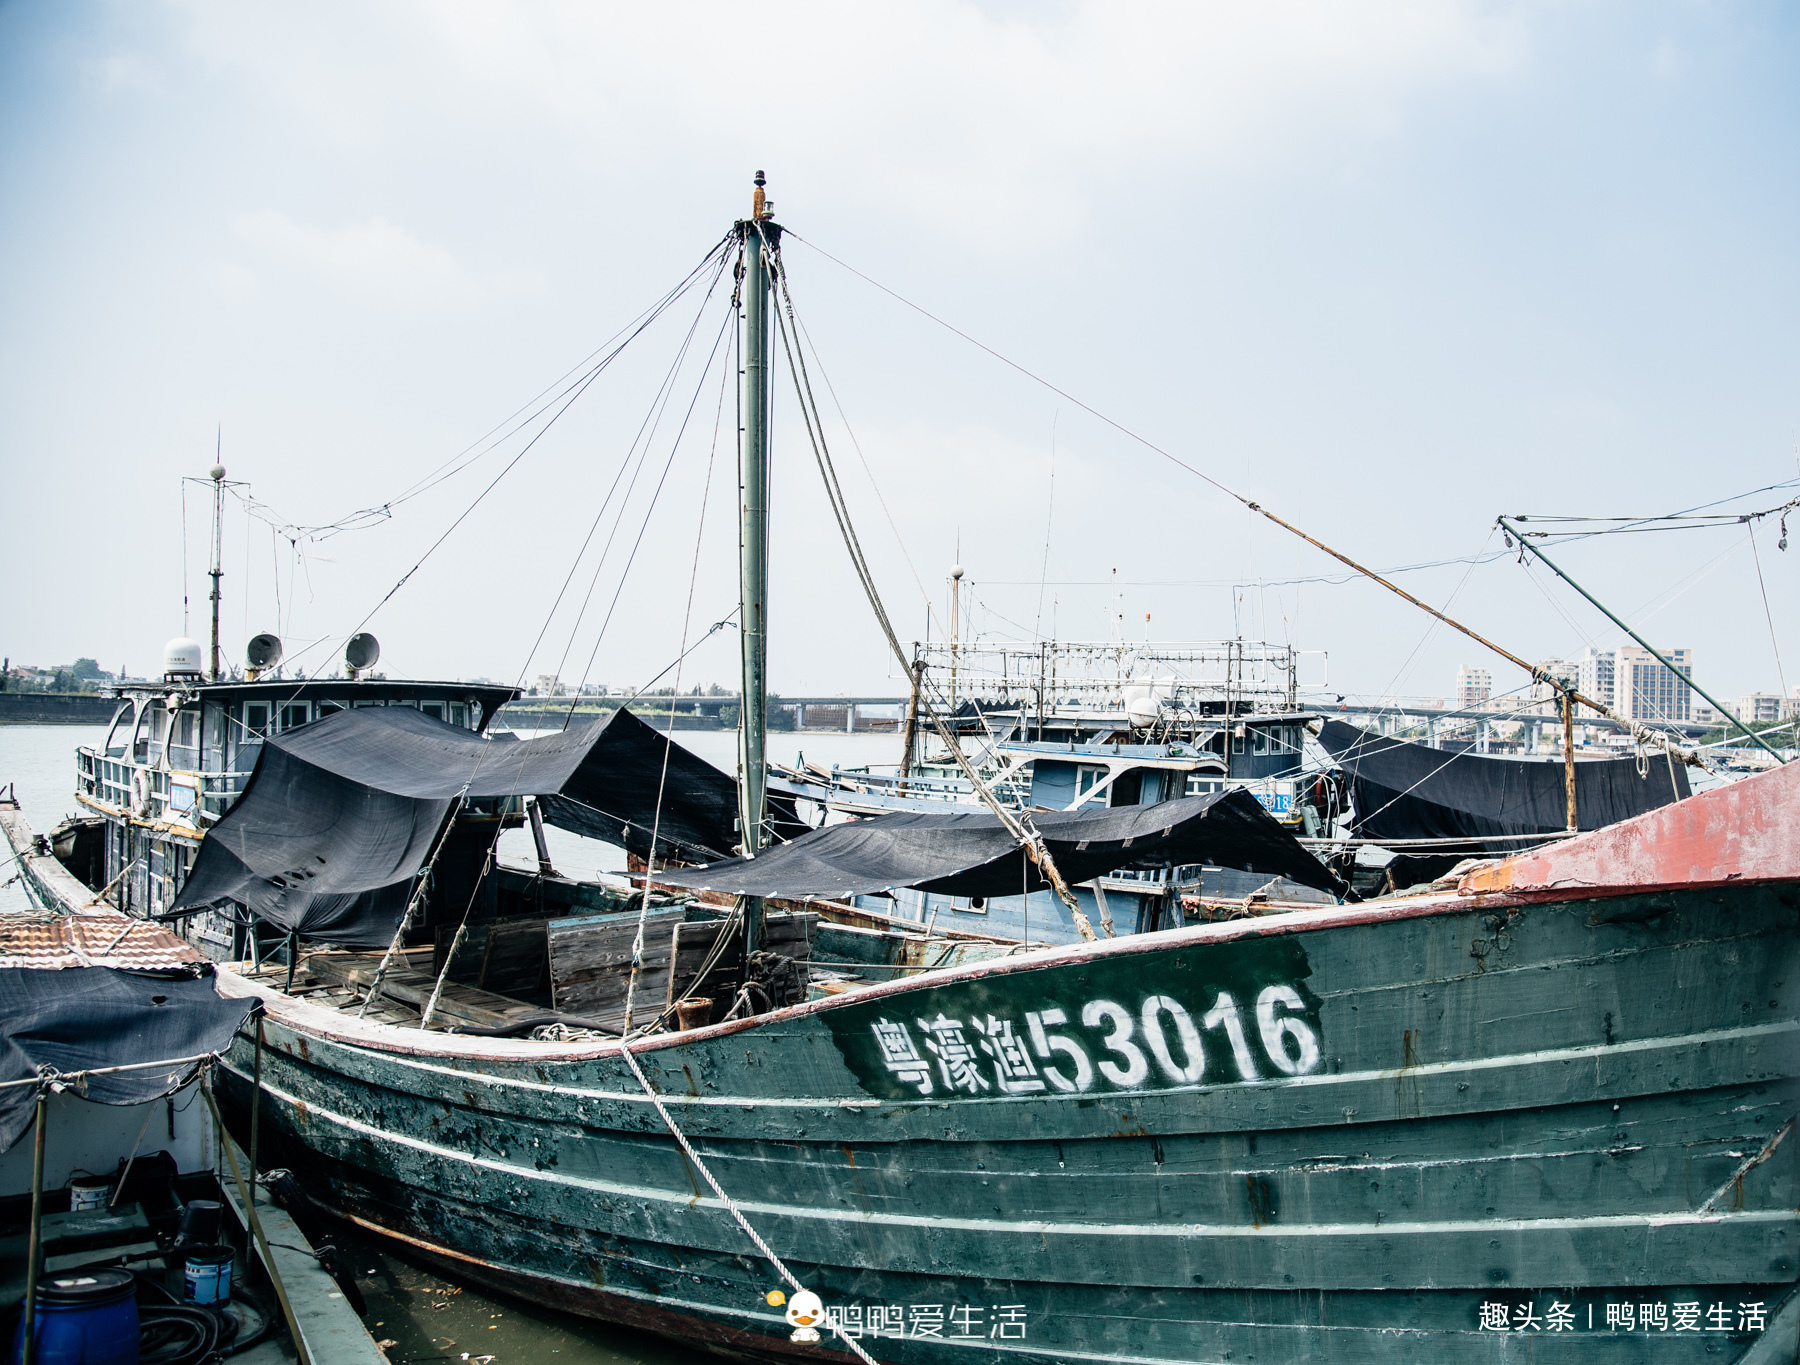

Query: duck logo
[780,1288,825,1343]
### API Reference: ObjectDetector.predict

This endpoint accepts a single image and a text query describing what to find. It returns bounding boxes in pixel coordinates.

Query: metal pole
[209,459,226,682]
[949,566,963,704]
[249,1014,264,1183]
[202,1080,313,1365]
[1562,690,1578,831]
[739,174,778,960]
[21,1080,47,1365]
[527,798,556,877]
[898,657,924,790]
[1498,517,1785,763]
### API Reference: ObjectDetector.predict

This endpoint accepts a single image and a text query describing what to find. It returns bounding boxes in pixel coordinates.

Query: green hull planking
[216,880,1799,1362]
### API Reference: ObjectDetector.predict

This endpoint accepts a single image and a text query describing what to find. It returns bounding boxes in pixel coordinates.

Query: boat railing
[828,763,1036,808]
[77,746,254,827]
[1099,863,1208,889]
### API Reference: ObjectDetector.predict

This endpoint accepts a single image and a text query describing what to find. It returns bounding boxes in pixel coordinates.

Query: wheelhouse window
[449,702,468,729]
[243,702,272,740]
[279,702,310,731]
[317,701,345,719]
[420,701,446,723]
[1185,775,1226,796]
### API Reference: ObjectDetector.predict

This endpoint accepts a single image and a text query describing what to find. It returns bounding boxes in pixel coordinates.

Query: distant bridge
[1332,702,1712,750]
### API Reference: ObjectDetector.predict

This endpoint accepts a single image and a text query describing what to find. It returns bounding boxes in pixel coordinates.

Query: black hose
[138,1301,238,1365]
[224,1288,273,1355]
[134,1269,269,1365]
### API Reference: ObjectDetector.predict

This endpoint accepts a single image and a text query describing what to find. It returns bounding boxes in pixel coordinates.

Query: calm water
[0,722,108,912]
[0,721,898,1363]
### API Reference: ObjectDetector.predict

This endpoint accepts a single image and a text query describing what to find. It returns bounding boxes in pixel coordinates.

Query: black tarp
[1317,719,1690,844]
[173,706,755,945]
[656,789,1343,901]
[0,967,256,1153]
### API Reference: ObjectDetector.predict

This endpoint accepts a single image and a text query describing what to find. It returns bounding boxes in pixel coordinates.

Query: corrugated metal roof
[0,910,207,971]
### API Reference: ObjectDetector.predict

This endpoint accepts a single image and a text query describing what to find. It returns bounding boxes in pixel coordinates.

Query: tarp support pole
[204,1075,313,1365]
[249,1014,264,1184]
[898,656,924,791]
[528,798,556,877]
[1562,690,1578,831]
[21,1077,47,1365]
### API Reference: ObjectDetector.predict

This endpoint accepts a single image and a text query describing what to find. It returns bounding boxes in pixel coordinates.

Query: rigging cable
[768,226,1105,934]
[789,307,931,610]
[622,297,732,1035]
[353,239,735,1018]
[418,273,740,1028]
[559,293,739,724]
[786,231,1702,769]
[1035,411,1057,640]
[1745,518,1796,749]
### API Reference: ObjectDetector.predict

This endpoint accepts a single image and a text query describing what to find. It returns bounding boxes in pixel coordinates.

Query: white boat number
[868,986,1322,1098]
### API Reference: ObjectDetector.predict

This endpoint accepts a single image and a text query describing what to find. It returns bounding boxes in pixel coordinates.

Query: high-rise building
[1575,647,1614,717]
[1456,665,1492,710]
[1613,646,1693,723]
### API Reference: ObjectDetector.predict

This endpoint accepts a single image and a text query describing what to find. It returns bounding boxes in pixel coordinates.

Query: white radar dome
[163,637,203,678]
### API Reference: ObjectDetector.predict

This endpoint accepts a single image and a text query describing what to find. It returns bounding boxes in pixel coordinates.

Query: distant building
[1736,693,1785,725]
[1575,647,1615,718]
[1614,645,1693,723]
[1693,702,1728,728]
[1456,666,1492,710]
[534,674,566,698]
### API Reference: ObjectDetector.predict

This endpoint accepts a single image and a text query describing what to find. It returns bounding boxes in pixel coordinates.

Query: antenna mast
[737,173,780,959]
[208,439,226,682]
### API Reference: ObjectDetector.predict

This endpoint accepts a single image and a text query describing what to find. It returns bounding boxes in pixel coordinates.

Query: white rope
[614,1039,878,1364]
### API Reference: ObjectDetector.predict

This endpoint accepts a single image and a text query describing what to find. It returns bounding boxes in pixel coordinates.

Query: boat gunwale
[214,866,1790,1064]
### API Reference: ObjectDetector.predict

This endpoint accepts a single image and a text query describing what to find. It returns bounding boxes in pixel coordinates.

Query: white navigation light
[345,632,381,678]
[163,637,203,680]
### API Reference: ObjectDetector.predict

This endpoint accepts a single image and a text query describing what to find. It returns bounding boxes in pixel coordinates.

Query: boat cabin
[75,676,519,958]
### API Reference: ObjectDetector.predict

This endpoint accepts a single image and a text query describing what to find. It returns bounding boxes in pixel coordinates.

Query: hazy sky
[2,2,1795,710]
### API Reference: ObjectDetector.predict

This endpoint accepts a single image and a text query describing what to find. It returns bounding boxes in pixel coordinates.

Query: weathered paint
[215,868,1800,1362]
[1462,757,1799,897]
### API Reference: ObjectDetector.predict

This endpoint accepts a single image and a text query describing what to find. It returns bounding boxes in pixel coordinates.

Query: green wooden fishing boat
[207,754,1800,1362]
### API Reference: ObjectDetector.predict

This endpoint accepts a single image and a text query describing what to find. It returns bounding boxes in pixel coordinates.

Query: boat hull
[217,875,1800,1362]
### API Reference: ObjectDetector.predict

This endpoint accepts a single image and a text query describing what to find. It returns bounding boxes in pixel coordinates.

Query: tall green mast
[738,173,780,959]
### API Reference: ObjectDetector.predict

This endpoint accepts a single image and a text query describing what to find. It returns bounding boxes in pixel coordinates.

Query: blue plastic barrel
[10,1266,139,1365]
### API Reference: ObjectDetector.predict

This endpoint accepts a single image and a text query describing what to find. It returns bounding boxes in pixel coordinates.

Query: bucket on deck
[182,1245,234,1305]
[66,1174,113,1213]
[10,1267,138,1365]
[174,1199,222,1246]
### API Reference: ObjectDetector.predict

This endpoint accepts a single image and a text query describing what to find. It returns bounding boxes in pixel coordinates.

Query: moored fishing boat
[190,179,1793,1362]
[209,750,1799,1362]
